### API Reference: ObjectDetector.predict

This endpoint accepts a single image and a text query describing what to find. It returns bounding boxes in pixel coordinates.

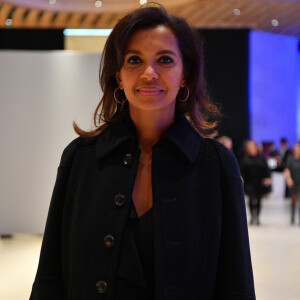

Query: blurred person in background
[284,142,300,225]
[279,138,291,170]
[278,138,291,198]
[217,135,233,151]
[240,140,271,225]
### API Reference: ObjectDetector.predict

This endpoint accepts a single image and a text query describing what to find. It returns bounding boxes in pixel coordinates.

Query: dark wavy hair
[74,3,220,137]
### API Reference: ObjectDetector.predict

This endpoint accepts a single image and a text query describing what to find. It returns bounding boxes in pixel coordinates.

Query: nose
[141,64,159,81]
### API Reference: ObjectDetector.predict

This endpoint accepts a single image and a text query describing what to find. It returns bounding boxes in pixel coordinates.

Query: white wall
[0,50,102,234]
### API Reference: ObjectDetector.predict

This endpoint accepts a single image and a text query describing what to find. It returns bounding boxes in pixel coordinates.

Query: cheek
[120,71,133,89]
[169,66,184,85]
[121,76,137,100]
[170,74,181,85]
[167,72,183,93]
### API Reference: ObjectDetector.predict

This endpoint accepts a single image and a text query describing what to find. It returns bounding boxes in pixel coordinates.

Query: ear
[180,77,186,88]
[116,72,123,89]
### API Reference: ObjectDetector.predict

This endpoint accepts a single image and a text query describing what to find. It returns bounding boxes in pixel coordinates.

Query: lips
[137,87,164,96]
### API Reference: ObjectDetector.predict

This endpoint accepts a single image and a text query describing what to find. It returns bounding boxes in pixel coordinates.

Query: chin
[134,104,176,115]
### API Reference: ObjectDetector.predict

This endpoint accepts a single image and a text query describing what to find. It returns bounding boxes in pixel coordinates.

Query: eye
[126,55,142,64]
[158,55,174,64]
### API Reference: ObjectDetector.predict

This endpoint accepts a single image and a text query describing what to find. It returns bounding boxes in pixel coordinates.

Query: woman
[240,140,271,226]
[284,142,300,225]
[217,135,233,151]
[30,4,255,300]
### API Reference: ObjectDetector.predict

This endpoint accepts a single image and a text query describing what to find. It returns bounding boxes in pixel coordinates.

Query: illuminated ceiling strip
[63,29,113,36]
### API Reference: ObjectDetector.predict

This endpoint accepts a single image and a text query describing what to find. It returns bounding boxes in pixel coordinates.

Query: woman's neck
[129,107,175,152]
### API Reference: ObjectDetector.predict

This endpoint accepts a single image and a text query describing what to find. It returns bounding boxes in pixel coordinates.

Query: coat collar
[161,117,202,163]
[96,116,202,164]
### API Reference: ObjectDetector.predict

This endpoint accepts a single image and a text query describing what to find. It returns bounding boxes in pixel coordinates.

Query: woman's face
[246,141,258,156]
[293,143,300,158]
[117,25,184,115]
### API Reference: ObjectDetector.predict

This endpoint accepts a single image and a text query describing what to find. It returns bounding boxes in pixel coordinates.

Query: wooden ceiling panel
[39,11,55,28]
[263,3,300,36]
[217,1,259,27]
[168,1,205,19]
[53,11,71,27]
[95,12,114,27]
[2,0,195,13]
[67,12,84,27]
[0,3,13,26]
[81,13,98,27]
[22,9,40,27]
[10,6,26,27]
[0,0,299,37]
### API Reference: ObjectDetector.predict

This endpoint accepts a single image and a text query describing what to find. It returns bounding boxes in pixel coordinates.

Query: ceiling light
[5,19,12,26]
[95,1,102,8]
[140,0,147,5]
[63,29,113,36]
[233,9,240,16]
[48,0,56,5]
[271,19,279,27]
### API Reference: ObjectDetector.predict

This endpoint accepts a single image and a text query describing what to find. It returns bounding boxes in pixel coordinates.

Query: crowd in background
[218,136,300,226]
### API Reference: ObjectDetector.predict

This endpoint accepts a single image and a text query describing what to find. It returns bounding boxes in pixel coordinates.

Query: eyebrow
[124,49,177,57]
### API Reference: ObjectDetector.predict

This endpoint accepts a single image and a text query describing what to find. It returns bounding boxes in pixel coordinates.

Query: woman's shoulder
[258,153,267,160]
[203,138,236,162]
[63,135,98,154]
[286,156,299,167]
[59,134,102,167]
[286,156,297,163]
[203,138,241,178]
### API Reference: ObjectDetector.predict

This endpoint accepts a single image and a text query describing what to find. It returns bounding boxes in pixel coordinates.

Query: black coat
[30,117,255,300]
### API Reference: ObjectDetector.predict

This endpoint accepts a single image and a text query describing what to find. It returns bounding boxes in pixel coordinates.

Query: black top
[128,205,155,299]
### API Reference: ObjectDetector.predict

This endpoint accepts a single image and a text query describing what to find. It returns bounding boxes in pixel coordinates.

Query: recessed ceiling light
[49,0,56,5]
[5,18,12,26]
[233,9,241,16]
[140,0,147,5]
[271,19,279,27]
[95,1,102,8]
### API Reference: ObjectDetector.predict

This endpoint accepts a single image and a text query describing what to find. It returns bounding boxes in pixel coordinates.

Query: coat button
[96,280,108,293]
[104,235,115,248]
[123,153,133,166]
[113,194,126,207]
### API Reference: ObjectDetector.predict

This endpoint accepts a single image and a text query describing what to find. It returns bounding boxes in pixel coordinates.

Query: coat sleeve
[239,157,246,179]
[29,138,79,300]
[213,141,256,300]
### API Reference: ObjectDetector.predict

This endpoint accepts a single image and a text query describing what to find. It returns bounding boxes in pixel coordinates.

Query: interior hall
[0,0,300,299]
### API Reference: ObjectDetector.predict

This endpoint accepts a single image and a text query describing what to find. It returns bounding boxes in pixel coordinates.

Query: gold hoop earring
[114,87,127,104]
[177,86,189,102]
